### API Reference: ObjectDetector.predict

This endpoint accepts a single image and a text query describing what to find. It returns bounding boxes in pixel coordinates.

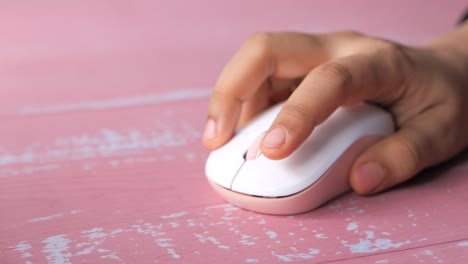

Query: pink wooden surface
[1,1,468,263]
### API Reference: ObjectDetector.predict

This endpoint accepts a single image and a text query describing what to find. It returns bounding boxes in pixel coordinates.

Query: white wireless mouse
[205,102,394,215]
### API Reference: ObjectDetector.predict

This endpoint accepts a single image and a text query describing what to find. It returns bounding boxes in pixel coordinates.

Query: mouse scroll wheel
[244,132,265,161]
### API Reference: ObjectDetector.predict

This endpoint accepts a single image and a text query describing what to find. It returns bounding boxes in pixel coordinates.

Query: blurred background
[0,0,465,116]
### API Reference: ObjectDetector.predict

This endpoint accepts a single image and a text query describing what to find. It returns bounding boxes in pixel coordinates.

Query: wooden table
[1,1,468,263]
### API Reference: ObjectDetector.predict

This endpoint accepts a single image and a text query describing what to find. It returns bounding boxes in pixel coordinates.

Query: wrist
[423,22,468,75]
[427,45,468,75]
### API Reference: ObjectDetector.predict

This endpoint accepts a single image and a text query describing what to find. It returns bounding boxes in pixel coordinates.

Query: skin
[203,21,468,195]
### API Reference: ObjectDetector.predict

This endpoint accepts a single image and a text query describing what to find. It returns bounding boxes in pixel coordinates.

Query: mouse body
[205,102,394,215]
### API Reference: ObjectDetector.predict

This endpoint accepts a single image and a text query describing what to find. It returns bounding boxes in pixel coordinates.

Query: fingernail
[355,162,386,193]
[262,126,286,148]
[246,132,265,160]
[203,119,217,141]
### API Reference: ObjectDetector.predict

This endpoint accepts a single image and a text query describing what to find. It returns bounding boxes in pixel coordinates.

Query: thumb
[349,107,461,195]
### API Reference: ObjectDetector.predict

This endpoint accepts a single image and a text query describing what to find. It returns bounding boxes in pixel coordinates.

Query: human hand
[203,29,468,195]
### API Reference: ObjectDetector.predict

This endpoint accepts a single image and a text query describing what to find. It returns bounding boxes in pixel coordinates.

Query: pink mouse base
[207,136,382,215]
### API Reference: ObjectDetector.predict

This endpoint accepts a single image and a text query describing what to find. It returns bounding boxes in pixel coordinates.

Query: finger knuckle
[365,39,415,94]
[245,32,274,61]
[393,130,433,174]
[212,88,244,104]
[212,89,229,100]
[280,103,314,130]
[374,39,396,50]
[374,40,412,68]
[315,62,353,89]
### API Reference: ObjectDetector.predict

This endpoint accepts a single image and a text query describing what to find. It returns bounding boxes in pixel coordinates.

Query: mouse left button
[205,143,247,189]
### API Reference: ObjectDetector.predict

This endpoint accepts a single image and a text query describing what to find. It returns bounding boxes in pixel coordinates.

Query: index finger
[203,32,328,150]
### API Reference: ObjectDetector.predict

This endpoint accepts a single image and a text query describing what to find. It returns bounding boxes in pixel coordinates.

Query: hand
[203,29,468,195]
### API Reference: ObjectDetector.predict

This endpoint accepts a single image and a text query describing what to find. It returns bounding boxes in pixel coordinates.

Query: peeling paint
[194,232,230,250]
[342,231,411,254]
[160,211,188,219]
[18,88,211,115]
[272,248,320,262]
[266,231,278,239]
[13,241,33,259]
[346,222,358,231]
[42,234,72,264]
[28,210,82,222]
[0,125,200,177]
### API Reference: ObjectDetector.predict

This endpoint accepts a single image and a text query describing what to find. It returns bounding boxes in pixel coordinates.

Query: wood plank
[1,102,467,263]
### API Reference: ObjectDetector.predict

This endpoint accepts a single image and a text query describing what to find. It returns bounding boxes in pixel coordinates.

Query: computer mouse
[205,102,394,215]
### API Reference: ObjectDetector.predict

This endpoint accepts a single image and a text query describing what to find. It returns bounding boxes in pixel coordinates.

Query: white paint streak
[160,211,187,219]
[0,125,199,177]
[14,212,243,262]
[156,238,173,248]
[374,260,389,264]
[131,222,181,259]
[208,221,225,226]
[423,249,433,255]
[315,234,327,239]
[18,88,211,115]
[111,229,124,235]
[342,231,411,253]
[76,228,109,256]
[185,152,196,160]
[42,234,72,264]
[23,164,62,174]
[364,231,375,239]
[0,164,62,177]
[457,241,468,247]
[101,252,122,260]
[346,222,358,231]
[205,204,236,210]
[194,232,230,249]
[224,206,240,212]
[167,248,181,259]
[169,222,180,228]
[13,241,33,259]
[28,213,64,222]
[266,231,278,239]
[239,234,257,246]
[75,227,123,261]
[272,248,320,262]
[246,259,259,263]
